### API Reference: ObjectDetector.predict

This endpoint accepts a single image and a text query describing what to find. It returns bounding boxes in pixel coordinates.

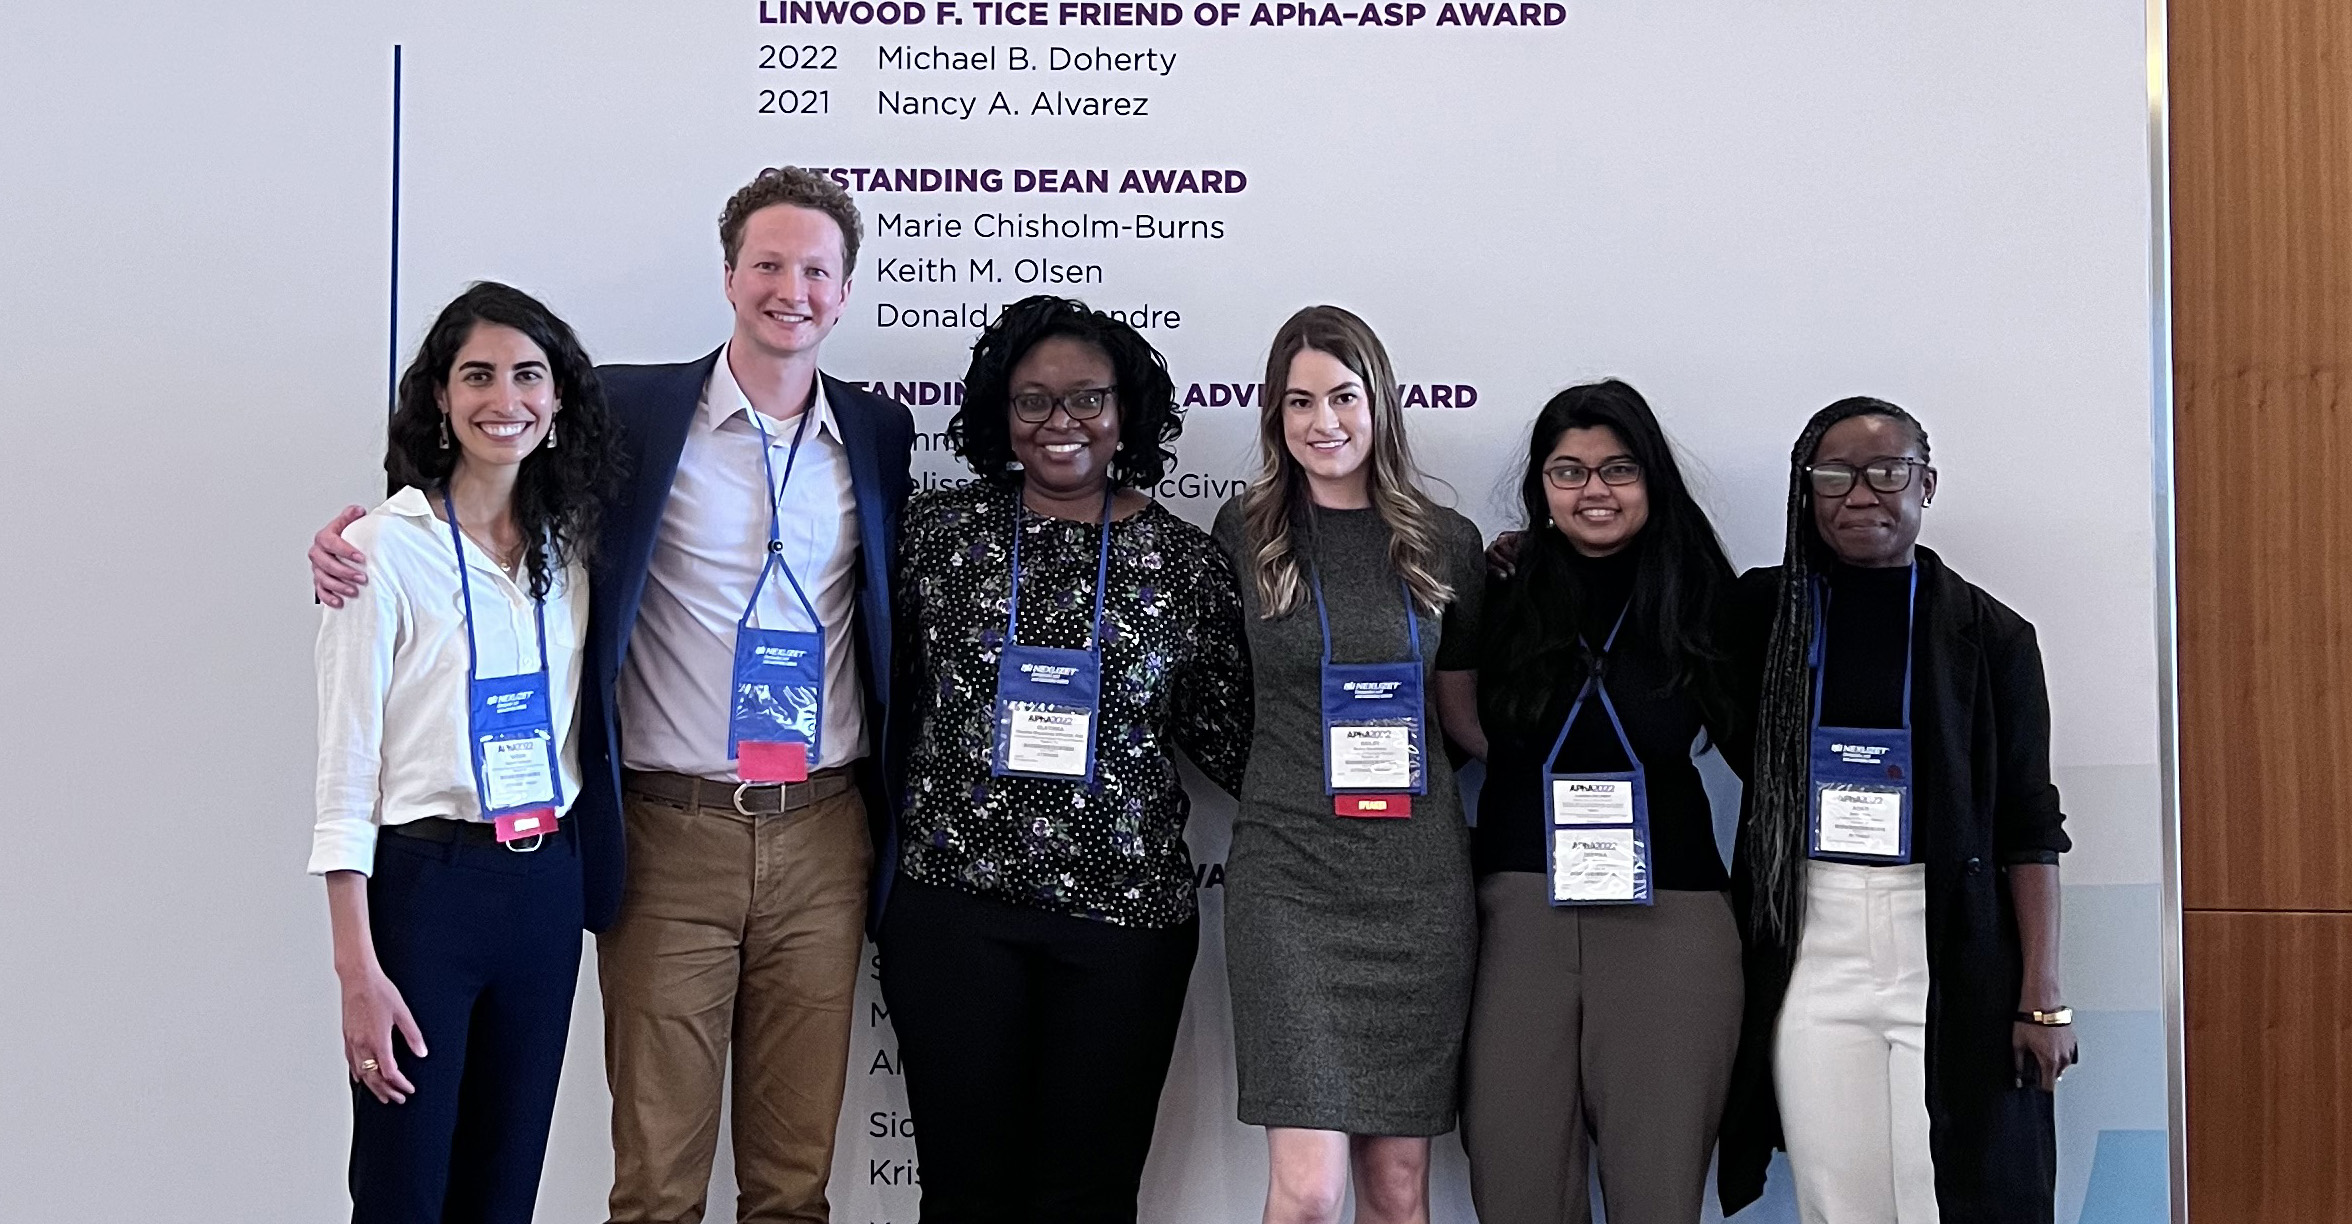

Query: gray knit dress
[1211,497,1484,1135]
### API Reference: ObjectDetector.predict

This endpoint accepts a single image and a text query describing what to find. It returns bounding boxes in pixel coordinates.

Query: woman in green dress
[1212,304,1486,1224]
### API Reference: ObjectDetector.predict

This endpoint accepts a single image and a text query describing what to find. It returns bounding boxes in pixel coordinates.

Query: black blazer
[571,350,914,933]
[1718,545,2070,1220]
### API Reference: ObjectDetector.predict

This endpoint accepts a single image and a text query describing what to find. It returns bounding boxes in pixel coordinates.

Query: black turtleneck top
[1473,546,1730,891]
[1817,562,1915,730]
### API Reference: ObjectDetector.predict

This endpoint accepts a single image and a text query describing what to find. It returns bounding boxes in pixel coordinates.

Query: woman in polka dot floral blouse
[877,295,1252,1223]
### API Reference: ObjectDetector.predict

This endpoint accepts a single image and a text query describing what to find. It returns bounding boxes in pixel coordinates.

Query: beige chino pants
[1460,874,1744,1224]
[597,779,872,1224]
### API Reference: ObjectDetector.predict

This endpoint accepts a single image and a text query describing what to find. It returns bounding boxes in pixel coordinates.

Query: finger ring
[359,1058,379,1073]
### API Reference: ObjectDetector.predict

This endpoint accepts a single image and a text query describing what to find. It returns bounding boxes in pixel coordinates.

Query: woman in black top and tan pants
[1459,380,1749,1224]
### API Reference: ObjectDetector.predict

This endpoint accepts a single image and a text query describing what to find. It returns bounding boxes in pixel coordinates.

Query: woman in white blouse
[311,281,622,1223]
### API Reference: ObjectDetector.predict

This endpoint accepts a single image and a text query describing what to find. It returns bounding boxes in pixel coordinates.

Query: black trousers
[349,826,584,1224]
[878,878,1198,1224]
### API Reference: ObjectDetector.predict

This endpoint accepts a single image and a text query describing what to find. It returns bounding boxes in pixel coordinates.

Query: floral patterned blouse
[894,481,1253,928]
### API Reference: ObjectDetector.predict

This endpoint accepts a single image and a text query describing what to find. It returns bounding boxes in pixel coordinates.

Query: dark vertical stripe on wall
[388,44,403,419]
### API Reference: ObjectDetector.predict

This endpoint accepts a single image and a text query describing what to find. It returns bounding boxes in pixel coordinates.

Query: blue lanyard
[440,488,550,682]
[1008,490,1116,648]
[1548,603,1634,765]
[1809,564,1918,731]
[1310,566,1422,665]
[742,399,822,633]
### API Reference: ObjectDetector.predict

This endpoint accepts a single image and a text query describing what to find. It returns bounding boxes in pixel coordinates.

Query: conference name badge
[479,729,555,811]
[1327,723,1413,791]
[1003,701,1094,776]
[470,678,562,843]
[1536,607,1652,904]
[1813,784,1906,859]
[993,647,1103,780]
[1552,828,1639,903]
[991,493,1115,785]
[730,628,825,783]
[1310,570,1430,818]
[1550,778,1635,825]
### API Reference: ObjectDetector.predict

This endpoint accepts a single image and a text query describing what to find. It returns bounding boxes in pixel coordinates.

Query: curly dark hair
[945,295,1182,489]
[385,282,627,599]
[718,166,864,275]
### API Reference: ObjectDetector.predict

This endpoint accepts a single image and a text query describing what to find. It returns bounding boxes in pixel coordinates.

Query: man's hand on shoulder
[311,505,369,607]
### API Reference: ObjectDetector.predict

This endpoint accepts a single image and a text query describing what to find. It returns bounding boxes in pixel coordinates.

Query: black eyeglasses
[1544,460,1643,490]
[1011,386,1116,423]
[1807,457,1928,497]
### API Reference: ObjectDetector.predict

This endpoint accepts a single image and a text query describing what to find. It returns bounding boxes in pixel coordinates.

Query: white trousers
[1773,861,1940,1224]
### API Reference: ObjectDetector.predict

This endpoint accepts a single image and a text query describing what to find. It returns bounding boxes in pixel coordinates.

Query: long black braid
[1740,396,1932,955]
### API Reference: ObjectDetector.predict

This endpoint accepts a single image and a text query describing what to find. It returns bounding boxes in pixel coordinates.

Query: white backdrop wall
[0,2,2169,1221]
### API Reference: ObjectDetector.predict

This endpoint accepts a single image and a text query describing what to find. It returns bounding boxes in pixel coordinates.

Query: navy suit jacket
[571,349,914,933]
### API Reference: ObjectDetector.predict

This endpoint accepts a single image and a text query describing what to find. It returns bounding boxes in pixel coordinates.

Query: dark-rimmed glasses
[1544,460,1642,490]
[1807,457,1928,498]
[1011,386,1116,423]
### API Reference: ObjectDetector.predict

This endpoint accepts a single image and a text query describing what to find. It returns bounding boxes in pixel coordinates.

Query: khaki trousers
[598,781,872,1224]
[1460,874,1744,1224]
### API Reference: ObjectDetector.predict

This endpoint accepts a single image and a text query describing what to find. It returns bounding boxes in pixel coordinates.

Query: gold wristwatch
[2015,1007,2074,1027]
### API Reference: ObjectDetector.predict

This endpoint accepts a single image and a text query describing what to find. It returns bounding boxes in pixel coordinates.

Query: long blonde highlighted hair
[1242,305,1456,620]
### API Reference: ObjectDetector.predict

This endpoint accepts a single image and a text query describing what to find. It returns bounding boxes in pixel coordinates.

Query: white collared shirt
[616,346,867,780]
[310,487,589,875]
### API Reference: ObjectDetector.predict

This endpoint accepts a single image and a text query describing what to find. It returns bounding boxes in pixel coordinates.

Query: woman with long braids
[310,282,625,1222]
[1457,380,1747,1223]
[1717,398,2078,1222]
[1213,305,1486,1224]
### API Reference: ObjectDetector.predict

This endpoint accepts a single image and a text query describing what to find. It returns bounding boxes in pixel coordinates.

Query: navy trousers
[349,824,584,1224]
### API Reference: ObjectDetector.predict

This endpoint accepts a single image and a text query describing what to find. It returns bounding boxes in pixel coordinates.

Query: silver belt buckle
[504,833,546,853]
[733,781,785,817]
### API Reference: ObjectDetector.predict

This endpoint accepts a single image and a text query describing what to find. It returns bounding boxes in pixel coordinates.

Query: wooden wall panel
[2172,0,2352,914]
[2183,912,2352,1223]
[2175,0,2352,1217]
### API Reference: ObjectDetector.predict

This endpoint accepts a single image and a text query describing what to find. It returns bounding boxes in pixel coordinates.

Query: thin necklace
[458,523,524,578]
[443,479,525,578]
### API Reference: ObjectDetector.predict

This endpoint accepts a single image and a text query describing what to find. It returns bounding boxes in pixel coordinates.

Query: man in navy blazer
[579,362,909,933]
[316,167,914,1224]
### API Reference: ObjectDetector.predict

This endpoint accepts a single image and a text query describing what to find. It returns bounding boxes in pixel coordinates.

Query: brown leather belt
[624,766,856,817]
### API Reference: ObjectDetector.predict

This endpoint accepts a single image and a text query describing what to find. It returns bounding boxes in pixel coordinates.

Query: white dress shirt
[617,347,867,780]
[310,487,589,875]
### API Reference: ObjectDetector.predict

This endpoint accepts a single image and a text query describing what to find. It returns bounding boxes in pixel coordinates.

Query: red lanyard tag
[739,739,810,784]
[1335,794,1411,818]
[494,809,558,842]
